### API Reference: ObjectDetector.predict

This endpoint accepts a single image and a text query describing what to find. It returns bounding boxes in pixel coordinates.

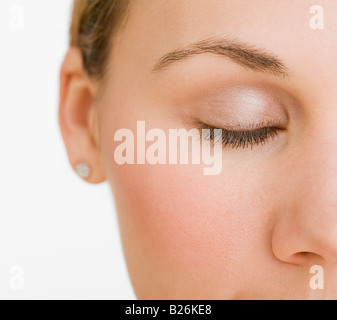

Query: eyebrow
[152,37,289,78]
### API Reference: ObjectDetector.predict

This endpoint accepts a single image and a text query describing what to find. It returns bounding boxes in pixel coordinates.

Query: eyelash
[199,124,279,149]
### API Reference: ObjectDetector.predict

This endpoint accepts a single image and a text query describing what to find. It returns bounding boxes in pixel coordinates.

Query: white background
[0,0,135,299]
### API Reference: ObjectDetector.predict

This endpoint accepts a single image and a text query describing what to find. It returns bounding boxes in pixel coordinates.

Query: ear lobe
[59,47,106,184]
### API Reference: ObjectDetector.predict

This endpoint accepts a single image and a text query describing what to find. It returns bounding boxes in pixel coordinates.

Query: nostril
[299,252,311,256]
[290,252,321,264]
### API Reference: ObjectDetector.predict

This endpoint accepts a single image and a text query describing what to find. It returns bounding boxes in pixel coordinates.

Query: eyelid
[197,119,285,132]
[189,86,289,130]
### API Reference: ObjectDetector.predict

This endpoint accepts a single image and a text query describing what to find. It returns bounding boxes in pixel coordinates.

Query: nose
[272,131,337,265]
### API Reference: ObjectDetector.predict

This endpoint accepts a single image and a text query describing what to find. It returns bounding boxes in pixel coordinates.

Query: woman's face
[95,0,337,299]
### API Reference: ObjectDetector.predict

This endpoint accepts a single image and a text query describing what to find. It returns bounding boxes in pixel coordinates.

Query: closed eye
[199,124,280,149]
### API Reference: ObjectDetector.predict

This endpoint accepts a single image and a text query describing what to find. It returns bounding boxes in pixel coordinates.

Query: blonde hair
[70,0,130,79]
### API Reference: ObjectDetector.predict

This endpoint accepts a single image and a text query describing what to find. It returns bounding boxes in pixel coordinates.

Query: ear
[59,47,105,183]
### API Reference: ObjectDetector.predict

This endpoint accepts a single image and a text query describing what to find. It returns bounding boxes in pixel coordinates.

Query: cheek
[108,153,272,296]
[127,165,244,264]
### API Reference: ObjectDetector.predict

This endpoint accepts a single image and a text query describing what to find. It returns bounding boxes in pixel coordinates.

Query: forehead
[122,1,334,49]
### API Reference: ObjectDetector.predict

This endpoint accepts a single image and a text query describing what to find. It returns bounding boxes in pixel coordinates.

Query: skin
[59,0,337,299]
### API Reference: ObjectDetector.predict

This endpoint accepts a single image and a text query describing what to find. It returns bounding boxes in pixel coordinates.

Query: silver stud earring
[75,162,91,179]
